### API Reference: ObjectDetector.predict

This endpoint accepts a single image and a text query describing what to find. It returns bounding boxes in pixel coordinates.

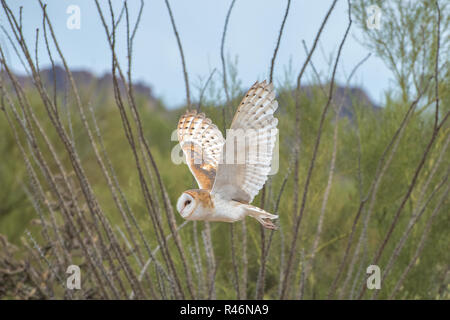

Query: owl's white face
[176,192,196,218]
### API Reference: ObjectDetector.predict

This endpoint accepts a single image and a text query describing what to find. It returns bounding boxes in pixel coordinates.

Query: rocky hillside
[6,66,379,116]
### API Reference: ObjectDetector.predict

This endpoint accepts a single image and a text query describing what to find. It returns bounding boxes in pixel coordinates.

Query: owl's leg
[243,204,278,230]
[255,217,278,230]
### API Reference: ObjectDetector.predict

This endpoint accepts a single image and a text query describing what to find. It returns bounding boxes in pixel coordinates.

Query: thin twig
[164,0,191,108]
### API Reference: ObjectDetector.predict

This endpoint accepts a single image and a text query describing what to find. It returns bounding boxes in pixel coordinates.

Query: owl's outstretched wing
[211,80,278,203]
[177,110,225,190]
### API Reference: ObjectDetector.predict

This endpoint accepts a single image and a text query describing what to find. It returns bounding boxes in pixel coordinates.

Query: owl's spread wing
[211,80,278,203]
[177,110,225,190]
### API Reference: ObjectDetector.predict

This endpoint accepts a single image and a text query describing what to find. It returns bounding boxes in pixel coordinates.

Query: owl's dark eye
[184,200,191,206]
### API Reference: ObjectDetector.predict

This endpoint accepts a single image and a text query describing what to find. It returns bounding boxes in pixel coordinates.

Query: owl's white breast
[206,194,247,222]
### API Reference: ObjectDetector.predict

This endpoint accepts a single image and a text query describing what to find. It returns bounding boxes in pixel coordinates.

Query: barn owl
[176,80,279,229]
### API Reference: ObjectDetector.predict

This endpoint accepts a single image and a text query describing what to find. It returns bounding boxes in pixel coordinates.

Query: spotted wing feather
[212,80,278,203]
[177,110,225,190]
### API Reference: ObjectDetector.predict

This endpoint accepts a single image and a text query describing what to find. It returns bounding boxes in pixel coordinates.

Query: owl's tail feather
[244,204,278,230]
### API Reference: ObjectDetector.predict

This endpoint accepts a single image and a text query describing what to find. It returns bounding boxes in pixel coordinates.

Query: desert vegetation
[0,0,448,300]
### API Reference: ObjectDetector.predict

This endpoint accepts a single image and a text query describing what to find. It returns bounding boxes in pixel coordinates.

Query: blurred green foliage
[0,0,448,300]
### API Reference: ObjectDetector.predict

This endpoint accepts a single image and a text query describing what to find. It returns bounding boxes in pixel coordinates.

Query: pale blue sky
[1,0,393,108]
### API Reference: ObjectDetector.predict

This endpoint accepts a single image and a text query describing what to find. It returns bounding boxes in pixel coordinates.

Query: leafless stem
[269,0,291,83]
[164,0,191,108]
[281,0,351,299]
[220,0,237,129]
[301,52,371,298]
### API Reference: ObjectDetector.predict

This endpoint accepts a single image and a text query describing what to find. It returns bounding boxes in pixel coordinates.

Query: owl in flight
[176,80,279,229]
